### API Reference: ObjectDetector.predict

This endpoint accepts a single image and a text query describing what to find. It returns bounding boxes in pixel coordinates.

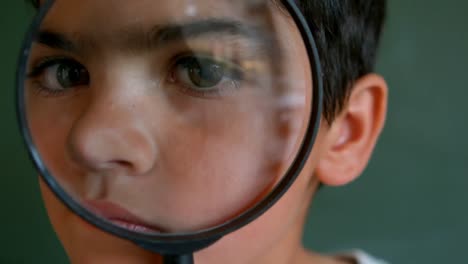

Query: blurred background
[1,1,467,263]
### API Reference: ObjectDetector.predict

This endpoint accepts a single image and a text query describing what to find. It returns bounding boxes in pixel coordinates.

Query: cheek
[134,92,298,229]
[39,179,70,234]
[197,121,328,261]
[27,92,88,195]
[196,153,319,264]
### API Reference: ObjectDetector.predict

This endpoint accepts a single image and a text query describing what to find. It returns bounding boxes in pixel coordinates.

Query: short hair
[26,0,386,122]
[28,0,39,8]
[296,0,386,122]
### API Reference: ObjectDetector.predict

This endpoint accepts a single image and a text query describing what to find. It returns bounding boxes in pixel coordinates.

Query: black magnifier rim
[16,0,323,254]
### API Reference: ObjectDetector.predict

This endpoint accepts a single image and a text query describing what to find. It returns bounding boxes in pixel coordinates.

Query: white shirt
[336,250,389,264]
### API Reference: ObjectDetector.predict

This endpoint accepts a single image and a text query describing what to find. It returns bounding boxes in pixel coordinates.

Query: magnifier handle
[163,254,194,264]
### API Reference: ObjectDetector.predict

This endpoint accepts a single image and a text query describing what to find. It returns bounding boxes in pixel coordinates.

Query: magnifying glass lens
[21,0,315,236]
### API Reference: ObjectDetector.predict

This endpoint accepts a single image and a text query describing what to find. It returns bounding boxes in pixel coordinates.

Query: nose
[67,88,158,176]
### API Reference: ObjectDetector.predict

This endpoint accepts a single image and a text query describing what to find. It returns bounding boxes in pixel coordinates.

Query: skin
[27,0,388,263]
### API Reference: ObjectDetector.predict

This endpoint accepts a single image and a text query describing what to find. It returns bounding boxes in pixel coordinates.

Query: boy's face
[26,0,330,263]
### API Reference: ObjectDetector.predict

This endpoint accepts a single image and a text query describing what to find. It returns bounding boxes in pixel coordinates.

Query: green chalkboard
[305,1,468,263]
[0,2,69,263]
[1,1,466,263]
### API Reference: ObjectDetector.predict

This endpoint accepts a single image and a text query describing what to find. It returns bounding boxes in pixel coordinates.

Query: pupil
[57,63,87,88]
[188,58,224,88]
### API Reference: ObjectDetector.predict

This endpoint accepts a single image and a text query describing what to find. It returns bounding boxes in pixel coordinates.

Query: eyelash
[26,53,247,99]
[167,53,245,98]
[27,56,89,97]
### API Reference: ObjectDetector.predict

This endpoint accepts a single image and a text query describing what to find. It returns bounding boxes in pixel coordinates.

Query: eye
[168,55,244,97]
[28,58,90,96]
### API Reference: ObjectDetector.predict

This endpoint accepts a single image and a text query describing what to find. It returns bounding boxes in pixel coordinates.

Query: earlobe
[315,74,388,186]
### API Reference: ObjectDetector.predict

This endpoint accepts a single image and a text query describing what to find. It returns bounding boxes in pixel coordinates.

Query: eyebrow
[35,19,265,54]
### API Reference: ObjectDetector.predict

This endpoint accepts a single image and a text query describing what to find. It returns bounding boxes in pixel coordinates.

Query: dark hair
[26,0,386,122]
[28,0,39,8]
[296,0,386,122]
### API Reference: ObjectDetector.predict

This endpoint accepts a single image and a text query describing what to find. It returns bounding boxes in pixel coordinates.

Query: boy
[26,0,388,263]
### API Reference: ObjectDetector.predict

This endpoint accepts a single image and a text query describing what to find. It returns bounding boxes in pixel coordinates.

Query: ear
[315,74,388,186]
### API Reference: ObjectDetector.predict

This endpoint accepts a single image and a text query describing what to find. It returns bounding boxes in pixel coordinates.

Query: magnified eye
[28,58,90,96]
[169,55,244,97]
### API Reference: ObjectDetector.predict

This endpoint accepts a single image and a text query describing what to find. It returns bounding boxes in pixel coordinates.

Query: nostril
[112,160,134,170]
[114,160,133,167]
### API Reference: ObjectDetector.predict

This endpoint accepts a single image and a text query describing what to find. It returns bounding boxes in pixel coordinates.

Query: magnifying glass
[16,0,322,263]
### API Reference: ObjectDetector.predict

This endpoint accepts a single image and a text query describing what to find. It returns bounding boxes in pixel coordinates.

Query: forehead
[41,0,275,30]
[34,0,296,59]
